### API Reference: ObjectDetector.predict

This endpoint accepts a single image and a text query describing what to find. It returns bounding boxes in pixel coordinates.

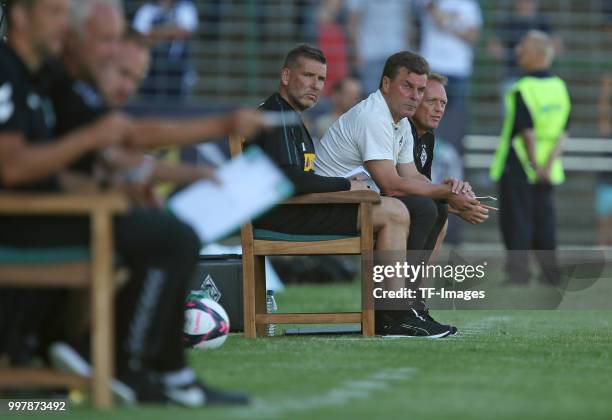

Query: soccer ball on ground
[183,295,230,350]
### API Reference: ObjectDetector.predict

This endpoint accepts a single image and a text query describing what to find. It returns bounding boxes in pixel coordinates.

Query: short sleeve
[346,0,363,13]
[397,128,415,164]
[356,115,396,162]
[175,2,198,32]
[0,76,25,134]
[514,91,534,133]
[133,4,156,34]
[462,1,483,29]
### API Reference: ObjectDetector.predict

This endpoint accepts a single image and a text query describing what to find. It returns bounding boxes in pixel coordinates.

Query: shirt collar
[525,70,553,78]
[374,89,406,130]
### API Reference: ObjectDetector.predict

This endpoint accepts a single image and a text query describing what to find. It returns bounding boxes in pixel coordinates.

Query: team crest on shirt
[420,145,428,168]
[27,93,41,110]
[0,83,14,123]
[303,153,315,172]
[73,81,104,107]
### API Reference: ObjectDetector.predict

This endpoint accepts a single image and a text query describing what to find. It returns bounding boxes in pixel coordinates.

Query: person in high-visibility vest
[490,30,570,285]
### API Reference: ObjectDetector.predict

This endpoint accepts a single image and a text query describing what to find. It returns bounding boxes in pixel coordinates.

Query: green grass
[13,282,612,420]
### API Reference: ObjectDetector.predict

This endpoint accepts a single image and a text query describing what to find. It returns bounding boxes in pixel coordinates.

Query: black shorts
[255,204,359,235]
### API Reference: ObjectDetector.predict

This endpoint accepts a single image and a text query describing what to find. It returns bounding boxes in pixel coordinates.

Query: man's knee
[379,197,410,229]
[406,197,438,229]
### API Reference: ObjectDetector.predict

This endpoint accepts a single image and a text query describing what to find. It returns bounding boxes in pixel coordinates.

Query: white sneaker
[48,342,136,405]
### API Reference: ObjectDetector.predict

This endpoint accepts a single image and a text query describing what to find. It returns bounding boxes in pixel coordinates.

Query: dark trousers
[396,196,448,251]
[0,208,200,372]
[499,175,560,284]
[396,196,448,292]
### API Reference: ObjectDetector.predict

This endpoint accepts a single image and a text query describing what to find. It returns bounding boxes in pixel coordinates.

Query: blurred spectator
[487,0,561,97]
[316,0,349,97]
[347,0,413,95]
[313,76,362,139]
[415,0,481,245]
[595,12,612,245]
[489,31,570,285]
[133,0,198,100]
[416,0,481,156]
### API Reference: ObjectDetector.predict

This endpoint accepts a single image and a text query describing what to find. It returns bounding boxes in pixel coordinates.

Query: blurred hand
[228,108,267,138]
[535,166,551,184]
[102,146,143,171]
[349,180,370,191]
[195,165,220,184]
[90,112,133,148]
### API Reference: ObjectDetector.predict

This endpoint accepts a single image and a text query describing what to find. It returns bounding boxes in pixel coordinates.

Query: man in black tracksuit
[409,72,489,257]
[1,0,246,407]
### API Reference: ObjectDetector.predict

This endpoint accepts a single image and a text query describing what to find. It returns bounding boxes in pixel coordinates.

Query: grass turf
[15,281,612,420]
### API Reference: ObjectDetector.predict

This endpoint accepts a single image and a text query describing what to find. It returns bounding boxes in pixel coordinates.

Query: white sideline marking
[231,367,417,419]
[455,316,513,338]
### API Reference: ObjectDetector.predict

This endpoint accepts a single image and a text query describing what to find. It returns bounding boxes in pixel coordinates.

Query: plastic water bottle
[266,290,278,336]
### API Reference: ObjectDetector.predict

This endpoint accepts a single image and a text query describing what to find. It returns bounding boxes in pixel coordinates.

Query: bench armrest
[0,192,129,215]
[283,190,380,205]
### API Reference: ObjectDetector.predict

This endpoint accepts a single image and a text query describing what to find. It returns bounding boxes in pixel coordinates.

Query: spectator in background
[133,0,198,100]
[348,0,413,95]
[487,0,561,98]
[416,0,481,245]
[316,0,349,97]
[490,31,570,286]
[416,0,481,156]
[595,11,612,245]
[313,76,362,139]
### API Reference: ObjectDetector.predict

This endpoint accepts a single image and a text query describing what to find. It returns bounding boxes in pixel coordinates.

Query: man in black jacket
[410,73,489,258]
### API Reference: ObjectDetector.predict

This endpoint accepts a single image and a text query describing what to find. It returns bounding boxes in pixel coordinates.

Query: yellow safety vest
[490,75,571,185]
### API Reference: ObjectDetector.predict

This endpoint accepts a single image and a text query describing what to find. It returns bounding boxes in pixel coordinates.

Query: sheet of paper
[168,146,293,243]
[343,165,380,193]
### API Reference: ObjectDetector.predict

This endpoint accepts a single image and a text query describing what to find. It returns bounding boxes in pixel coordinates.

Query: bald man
[490,30,571,286]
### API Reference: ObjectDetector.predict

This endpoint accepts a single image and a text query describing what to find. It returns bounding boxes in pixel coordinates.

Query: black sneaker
[117,368,169,404]
[374,310,400,334]
[377,309,452,338]
[424,308,457,335]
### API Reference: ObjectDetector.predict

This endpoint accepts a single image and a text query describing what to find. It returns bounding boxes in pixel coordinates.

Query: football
[183,296,230,350]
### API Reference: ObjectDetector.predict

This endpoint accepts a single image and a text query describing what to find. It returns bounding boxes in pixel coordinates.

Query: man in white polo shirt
[316,51,480,335]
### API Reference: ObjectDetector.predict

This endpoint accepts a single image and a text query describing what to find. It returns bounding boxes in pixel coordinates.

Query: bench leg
[254,256,267,337]
[242,248,257,339]
[91,211,114,408]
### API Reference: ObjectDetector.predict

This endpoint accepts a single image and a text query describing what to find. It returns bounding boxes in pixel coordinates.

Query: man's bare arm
[126,109,266,149]
[366,160,452,199]
[0,113,130,187]
[544,131,567,171]
[521,128,538,169]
